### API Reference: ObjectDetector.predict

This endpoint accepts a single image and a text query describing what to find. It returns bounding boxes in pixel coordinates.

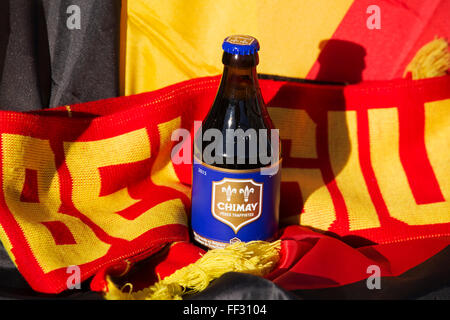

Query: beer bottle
[191,35,281,249]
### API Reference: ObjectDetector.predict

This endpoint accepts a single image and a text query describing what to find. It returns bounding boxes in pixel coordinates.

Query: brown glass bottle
[196,43,276,168]
[191,35,280,249]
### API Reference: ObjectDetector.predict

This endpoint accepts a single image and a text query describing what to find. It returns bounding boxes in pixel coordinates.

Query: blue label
[191,160,281,249]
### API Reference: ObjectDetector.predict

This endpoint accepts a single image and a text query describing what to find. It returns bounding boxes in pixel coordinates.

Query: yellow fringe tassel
[104,240,281,300]
[404,38,450,80]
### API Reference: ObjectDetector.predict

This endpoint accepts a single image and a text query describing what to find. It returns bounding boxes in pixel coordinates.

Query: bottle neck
[219,65,261,101]
[219,51,260,100]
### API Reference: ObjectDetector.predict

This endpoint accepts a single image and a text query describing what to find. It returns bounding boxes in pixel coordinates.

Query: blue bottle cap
[222,35,260,55]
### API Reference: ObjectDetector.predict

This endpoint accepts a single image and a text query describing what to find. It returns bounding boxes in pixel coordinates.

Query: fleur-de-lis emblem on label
[239,186,255,202]
[212,178,263,234]
[222,185,237,201]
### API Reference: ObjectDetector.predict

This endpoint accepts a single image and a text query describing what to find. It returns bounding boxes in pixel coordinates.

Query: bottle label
[191,160,281,249]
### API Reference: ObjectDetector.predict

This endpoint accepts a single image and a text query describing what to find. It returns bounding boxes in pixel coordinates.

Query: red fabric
[92,242,205,292]
[155,242,206,280]
[268,226,449,290]
[307,0,450,82]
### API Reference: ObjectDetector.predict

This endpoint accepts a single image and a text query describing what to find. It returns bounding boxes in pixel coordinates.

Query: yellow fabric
[2,134,111,272]
[0,128,188,275]
[121,0,354,95]
[268,97,450,231]
[104,240,281,300]
[151,117,191,198]
[328,111,380,231]
[368,103,450,226]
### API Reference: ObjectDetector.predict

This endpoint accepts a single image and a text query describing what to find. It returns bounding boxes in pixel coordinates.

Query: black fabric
[290,246,450,300]
[187,272,300,300]
[0,0,120,298]
[0,241,102,300]
[0,0,120,111]
[0,0,45,110]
